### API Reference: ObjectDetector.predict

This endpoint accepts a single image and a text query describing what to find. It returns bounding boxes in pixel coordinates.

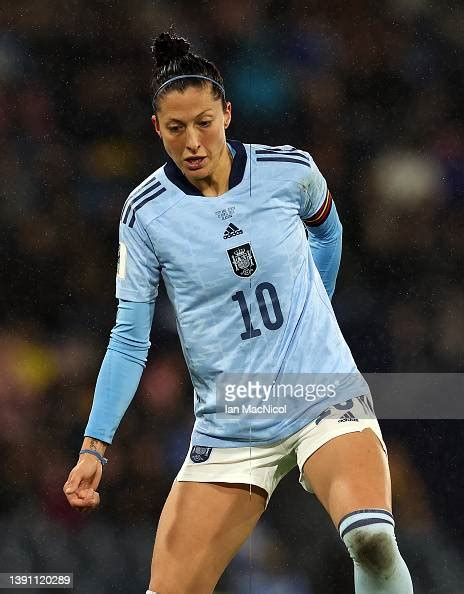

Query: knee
[346,526,397,577]
[339,510,399,579]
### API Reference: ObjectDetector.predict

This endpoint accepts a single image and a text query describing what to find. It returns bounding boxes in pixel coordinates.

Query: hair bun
[153,32,190,67]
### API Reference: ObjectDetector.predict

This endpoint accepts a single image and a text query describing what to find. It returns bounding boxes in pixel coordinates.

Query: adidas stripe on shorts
[176,394,386,505]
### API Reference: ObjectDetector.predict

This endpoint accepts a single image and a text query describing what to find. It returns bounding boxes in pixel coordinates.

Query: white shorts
[176,394,387,504]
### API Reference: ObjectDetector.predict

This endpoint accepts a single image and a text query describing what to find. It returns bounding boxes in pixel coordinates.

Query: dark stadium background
[1,1,463,593]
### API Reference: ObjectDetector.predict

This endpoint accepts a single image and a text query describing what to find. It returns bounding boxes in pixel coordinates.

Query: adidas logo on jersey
[223,223,243,239]
[338,411,359,423]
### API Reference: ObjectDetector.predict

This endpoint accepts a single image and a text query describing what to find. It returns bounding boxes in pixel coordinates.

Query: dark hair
[151,31,226,113]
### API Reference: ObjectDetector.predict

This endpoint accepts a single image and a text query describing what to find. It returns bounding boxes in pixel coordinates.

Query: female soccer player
[63,32,413,594]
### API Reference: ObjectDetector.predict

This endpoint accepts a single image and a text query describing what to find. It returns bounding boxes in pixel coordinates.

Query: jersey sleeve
[116,214,160,302]
[298,154,330,224]
[84,300,154,444]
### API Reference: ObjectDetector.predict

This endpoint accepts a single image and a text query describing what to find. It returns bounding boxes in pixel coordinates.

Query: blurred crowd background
[0,0,463,592]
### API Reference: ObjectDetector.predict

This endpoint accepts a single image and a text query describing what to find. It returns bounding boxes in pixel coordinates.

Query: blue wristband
[79,449,108,465]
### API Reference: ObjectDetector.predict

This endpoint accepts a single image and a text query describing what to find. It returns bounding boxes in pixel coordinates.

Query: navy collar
[163,140,247,196]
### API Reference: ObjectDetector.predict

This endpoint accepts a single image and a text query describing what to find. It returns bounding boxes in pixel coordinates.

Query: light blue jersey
[109,141,368,447]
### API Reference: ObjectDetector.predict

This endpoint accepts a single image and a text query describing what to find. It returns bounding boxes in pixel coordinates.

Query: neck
[190,143,233,197]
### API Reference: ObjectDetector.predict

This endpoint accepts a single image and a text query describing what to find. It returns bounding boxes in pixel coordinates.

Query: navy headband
[153,75,226,102]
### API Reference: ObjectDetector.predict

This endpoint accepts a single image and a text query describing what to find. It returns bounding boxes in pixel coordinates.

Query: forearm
[307,201,343,299]
[84,347,145,443]
[84,300,155,444]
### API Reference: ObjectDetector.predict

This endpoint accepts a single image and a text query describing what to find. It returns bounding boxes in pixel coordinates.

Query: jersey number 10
[232,282,284,341]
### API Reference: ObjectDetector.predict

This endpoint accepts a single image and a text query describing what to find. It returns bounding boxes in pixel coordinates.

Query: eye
[168,125,182,133]
[199,121,212,127]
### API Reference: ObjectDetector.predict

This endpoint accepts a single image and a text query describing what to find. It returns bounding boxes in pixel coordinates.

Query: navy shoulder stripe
[127,187,166,228]
[121,180,166,227]
[121,178,161,222]
[255,149,309,161]
[121,181,162,223]
[122,181,160,223]
[257,145,299,152]
[121,175,158,215]
[257,156,311,168]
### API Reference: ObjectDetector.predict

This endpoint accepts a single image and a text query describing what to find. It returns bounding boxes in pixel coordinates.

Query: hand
[63,454,103,512]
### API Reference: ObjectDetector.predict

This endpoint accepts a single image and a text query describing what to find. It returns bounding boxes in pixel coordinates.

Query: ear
[151,115,162,138]
[224,101,232,129]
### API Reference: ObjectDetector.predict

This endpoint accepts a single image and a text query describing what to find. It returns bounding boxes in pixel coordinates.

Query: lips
[184,156,207,170]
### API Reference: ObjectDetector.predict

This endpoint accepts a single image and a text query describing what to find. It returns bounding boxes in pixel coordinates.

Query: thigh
[302,428,391,528]
[149,481,266,594]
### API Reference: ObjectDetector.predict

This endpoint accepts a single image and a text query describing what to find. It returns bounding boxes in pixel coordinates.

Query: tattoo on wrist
[89,438,103,451]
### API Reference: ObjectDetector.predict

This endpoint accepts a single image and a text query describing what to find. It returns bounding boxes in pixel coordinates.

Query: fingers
[65,488,100,511]
[63,470,99,510]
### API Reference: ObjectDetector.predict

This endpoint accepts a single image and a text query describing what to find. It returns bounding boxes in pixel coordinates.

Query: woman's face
[152,84,232,184]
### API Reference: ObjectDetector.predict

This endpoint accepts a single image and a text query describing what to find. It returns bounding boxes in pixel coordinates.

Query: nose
[185,126,200,153]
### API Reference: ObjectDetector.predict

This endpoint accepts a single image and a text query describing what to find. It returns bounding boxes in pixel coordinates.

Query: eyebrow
[166,110,214,124]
